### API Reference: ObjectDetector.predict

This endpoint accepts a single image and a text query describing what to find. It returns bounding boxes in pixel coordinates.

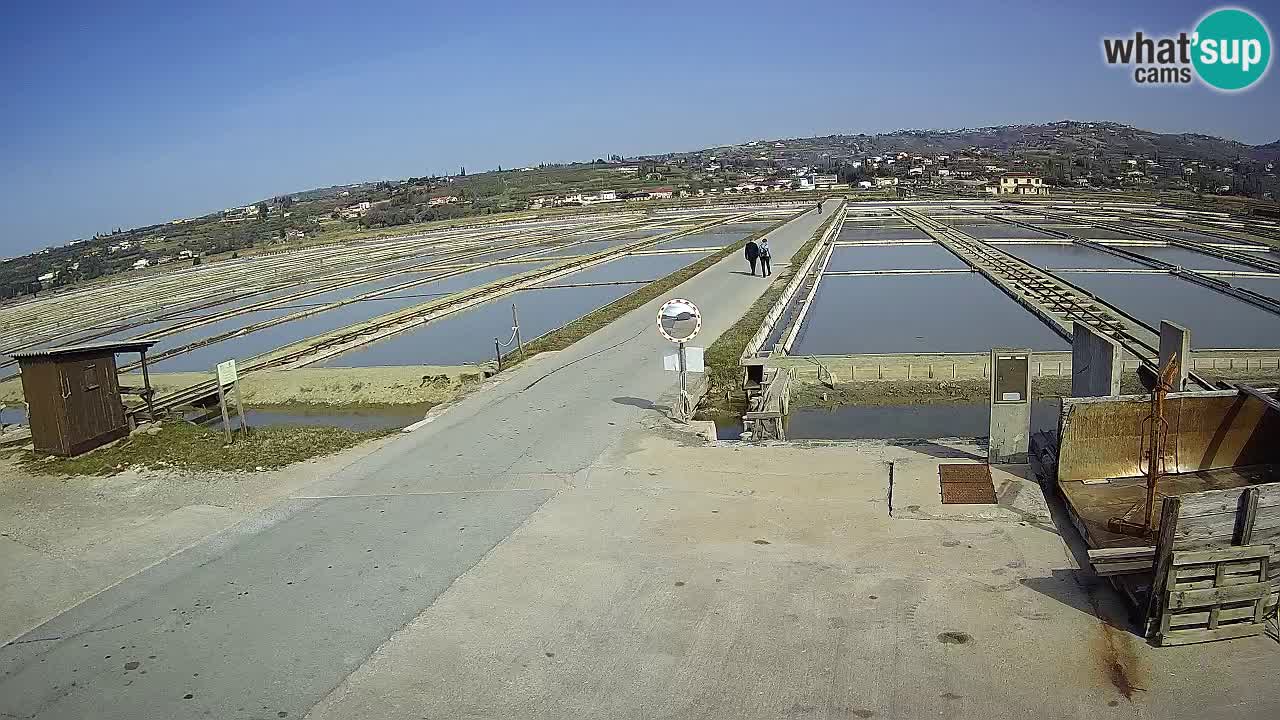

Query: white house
[874,177,899,188]
[857,180,873,189]
[986,173,1049,196]
[132,259,151,269]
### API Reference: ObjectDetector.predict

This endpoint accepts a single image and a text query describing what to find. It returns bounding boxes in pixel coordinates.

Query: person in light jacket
[758,238,772,277]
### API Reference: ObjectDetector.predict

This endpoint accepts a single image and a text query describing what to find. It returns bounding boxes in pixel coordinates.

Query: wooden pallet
[1154,545,1272,646]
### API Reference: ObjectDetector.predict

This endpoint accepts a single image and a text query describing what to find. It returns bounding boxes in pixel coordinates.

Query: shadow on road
[612,396,656,410]
[1020,570,1138,634]
[887,439,986,461]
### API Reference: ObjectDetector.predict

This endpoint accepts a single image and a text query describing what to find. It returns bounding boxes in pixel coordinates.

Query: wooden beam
[1237,384,1280,415]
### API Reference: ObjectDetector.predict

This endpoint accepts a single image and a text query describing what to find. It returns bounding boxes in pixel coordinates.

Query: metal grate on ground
[939,463,997,504]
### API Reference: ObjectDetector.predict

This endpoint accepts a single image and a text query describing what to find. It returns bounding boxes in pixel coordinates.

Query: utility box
[989,348,1032,464]
[11,341,157,456]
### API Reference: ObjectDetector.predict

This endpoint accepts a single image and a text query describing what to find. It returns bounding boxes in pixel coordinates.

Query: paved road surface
[0,205,831,719]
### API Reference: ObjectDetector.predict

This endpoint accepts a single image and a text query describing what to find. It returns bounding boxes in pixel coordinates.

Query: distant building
[648,187,674,200]
[857,180,873,189]
[132,259,151,269]
[874,177,899,188]
[577,190,619,204]
[813,174,839,188]
[340,201,373,219]
[428,195,459,207]
[908,166,925,176]
[987,173,1049,196]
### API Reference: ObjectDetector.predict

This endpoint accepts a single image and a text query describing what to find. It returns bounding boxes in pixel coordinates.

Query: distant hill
[660,120,1280,167]
[6,119,1276,303]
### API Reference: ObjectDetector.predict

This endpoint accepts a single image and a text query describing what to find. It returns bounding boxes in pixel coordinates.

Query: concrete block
[1159,321,1190,391]
[1071,323,1121,397]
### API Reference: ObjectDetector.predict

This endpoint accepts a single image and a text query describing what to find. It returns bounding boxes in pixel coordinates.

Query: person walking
[758,238,772,277]
[817,199,823,214]
[744,239,760,276]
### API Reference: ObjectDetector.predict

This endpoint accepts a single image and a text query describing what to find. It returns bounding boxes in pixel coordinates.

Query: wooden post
[139,350,156,422]
[512,303,524,359]
[1145,496,1182,638]
[217,379,232,444]
[233,378,250,434]
[1235,487,1259,545]
[494,338,502,371]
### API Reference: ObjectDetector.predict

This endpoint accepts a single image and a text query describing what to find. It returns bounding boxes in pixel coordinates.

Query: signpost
[657,298,703,418]
[215,359,249,443]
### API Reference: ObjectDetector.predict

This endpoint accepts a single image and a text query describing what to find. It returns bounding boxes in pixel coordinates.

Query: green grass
[17,422,394,476]
[503,210,805,365]
[695,211,840,420]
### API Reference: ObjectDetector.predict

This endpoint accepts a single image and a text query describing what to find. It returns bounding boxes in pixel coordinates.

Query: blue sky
[3,0,1278,253]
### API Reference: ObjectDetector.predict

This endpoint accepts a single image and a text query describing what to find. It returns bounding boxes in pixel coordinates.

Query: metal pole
[678,342,688,418]
[513,303,523,358]
[233,379,250,434]
[494,338,502,371]
[216,379,232,444]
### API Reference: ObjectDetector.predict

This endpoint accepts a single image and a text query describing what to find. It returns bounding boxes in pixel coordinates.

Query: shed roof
[11,340,158,362]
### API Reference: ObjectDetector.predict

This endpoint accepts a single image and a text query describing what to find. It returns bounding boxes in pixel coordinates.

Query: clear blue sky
[3,0,1277,254]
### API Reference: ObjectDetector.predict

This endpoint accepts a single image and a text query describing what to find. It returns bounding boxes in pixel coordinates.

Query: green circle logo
[1193,8,1271,91]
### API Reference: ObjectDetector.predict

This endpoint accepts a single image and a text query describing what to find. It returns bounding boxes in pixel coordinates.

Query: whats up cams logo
[1103,7,1272,91]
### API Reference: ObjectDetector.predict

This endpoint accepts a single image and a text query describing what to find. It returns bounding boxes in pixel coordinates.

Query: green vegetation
[506,212,803,364]
[17,422,393,476]
[694,211,839,424]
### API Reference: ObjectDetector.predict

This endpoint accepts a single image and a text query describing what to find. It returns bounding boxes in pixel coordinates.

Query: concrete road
[0,205,832,719]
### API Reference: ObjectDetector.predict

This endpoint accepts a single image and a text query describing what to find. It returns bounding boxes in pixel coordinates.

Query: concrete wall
[1071,324,1121,397]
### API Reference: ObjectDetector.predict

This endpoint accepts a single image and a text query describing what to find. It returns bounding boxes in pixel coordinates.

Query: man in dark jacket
[744,240,760,276]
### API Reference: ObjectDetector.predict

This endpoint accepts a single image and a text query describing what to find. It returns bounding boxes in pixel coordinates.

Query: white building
[874,177,899,188]
[986,173,1049,196]
[132,259,151,270]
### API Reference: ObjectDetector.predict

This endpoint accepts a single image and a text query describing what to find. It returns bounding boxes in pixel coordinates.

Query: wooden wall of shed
[18,351,128,457]
[19,359,69,455]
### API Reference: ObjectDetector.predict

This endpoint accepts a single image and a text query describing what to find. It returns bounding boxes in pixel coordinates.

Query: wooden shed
[11,341,157,456]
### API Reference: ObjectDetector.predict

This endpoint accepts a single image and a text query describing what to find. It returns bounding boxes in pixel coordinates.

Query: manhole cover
[939,464,996,505]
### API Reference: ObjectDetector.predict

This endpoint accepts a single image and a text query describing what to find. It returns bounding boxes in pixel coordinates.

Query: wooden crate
[1154,546,1272,646]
